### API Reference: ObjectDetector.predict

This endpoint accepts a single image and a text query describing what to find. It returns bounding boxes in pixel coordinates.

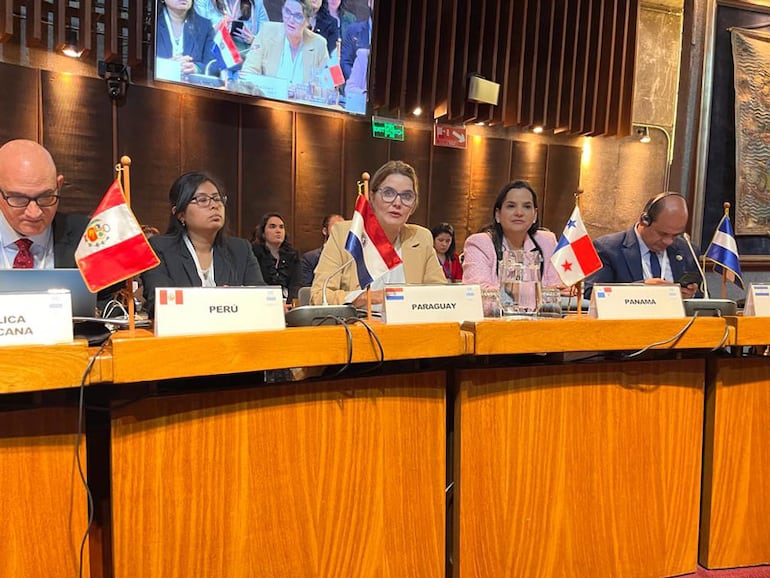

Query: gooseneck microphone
[284,257,358,326]
[322,258,355,306]
[682,233,710,299]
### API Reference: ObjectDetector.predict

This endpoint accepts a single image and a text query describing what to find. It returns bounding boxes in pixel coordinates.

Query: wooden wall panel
[511,140,548,197]
[118,85,183,231]
[342,119,389,217]
[0,62,38,142]
[179,93,239,231]
[543,144,582,231]
[241,106,293,241]
[466,137,512,242]
[429,144,469,235]
[40,71,113,215]
[295,112,344,252]
[390,126,431,226]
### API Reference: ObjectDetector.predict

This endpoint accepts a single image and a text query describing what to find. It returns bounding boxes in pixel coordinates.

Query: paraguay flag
[550,206,603,286]
[344,194,403,288]
[211,21,243,70]
[705,214,744,289]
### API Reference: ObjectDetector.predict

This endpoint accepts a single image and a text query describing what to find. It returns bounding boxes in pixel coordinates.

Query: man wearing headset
[584,192,700,299]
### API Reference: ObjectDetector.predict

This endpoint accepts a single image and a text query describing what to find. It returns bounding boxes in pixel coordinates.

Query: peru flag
[75,179,160,292]
[550,206,602,286]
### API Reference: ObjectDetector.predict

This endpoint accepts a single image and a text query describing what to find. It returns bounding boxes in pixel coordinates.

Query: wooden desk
[455,320,708,577]
[0,340,93,394]
[107,324,464,577]
[109,322,471,382]
[0,406,90,578]
[466,316,733,354]
[699,317,770,568]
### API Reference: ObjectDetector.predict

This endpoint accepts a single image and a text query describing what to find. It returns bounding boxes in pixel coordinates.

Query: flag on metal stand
[75,159,158,330]
[344,193,402,289]
[704,204,744,297]
[550,199,602,313]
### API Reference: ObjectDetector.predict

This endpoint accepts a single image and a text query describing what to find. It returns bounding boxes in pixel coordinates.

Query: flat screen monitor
[154,0,373,115]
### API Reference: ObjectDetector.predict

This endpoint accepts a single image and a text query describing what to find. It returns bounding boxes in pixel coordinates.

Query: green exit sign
[372,117,405,141]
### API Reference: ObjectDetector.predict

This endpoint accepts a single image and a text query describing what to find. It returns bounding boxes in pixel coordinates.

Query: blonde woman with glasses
[311,160,446,307]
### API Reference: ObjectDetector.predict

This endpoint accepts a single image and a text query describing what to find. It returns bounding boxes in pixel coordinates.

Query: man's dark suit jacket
[52,213,90,268]
[585,226,701,297]
[142,234,265,315]
[341,19,370,79]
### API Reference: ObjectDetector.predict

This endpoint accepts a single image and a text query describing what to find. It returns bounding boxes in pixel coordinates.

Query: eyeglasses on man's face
[1,189,61,208]
[189,193,227,208]
[282,7,306,23]
[377,186,416,207]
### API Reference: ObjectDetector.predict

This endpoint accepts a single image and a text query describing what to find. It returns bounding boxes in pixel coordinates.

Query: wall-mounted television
[154,0,373,115]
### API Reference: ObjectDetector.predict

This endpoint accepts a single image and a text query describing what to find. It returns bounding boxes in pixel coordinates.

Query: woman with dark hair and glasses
[250,212,301,303]
[194,0,269,52]
[431,222,463,282]
[311,160,446,307]
[462,180,561,290]
[141,171,263,315]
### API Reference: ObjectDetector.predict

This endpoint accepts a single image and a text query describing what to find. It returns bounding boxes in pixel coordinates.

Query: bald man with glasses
[0,139,89,269]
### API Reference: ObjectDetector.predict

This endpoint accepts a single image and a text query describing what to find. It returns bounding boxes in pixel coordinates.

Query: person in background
[340,0,372,79]
[156,0,216,77]
[194,0,269,53]
[0,139,88,270]
[312,0,355,57]
[431,222,463,282]
[585,192,700,298]
[251,212,302,302]
[301,212,343,286]
[462,180,561,290]
[311,160,446,307]
[142,171,263,315]
[240,0,329,85]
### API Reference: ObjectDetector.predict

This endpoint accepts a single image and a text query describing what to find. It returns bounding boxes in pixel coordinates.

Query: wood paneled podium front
[454,318,724,578]
[106,323,467,578]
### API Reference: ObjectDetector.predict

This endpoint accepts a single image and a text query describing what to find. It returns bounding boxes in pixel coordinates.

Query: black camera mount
[98,61,130,101]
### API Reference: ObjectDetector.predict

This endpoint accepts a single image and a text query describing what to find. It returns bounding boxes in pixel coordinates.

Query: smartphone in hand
[676,271,701,287]
[230,20,244,36]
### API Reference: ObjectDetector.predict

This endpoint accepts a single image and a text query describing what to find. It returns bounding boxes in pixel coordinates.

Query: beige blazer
[241,22,329,83]
[310,221,447,305]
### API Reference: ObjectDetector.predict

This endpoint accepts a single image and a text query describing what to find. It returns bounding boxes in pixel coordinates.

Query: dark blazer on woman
[142,234,264,315]
[252,243,301,301]
[155,7,216,74]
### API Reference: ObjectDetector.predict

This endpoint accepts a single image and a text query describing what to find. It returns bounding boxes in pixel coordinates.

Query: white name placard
[743,283,770,316]
[589,284,684,319]
[382,283,484,324]
[0,290,73,346]
[154,286,286,337]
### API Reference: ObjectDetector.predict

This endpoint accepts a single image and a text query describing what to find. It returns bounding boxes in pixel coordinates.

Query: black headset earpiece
[640,192,682,227]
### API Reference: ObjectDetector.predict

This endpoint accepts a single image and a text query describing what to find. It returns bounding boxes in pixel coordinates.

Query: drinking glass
[481,289,503,318]
[499,250,542,316]
[539,287,563,318]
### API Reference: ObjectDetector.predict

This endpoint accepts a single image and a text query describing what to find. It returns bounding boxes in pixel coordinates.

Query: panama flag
[550,206,603,286]
[75,179,160,292]
[705,214,744,289]
[211,20,243,70]
[344,194,403,288]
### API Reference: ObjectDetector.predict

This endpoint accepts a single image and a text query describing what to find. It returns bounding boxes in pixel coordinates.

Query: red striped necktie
[13,238,34,269]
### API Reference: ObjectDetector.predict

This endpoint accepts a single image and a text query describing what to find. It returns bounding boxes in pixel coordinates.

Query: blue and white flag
[344,194,402,288]
[705,214,744,289]
[211,21,243,71]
